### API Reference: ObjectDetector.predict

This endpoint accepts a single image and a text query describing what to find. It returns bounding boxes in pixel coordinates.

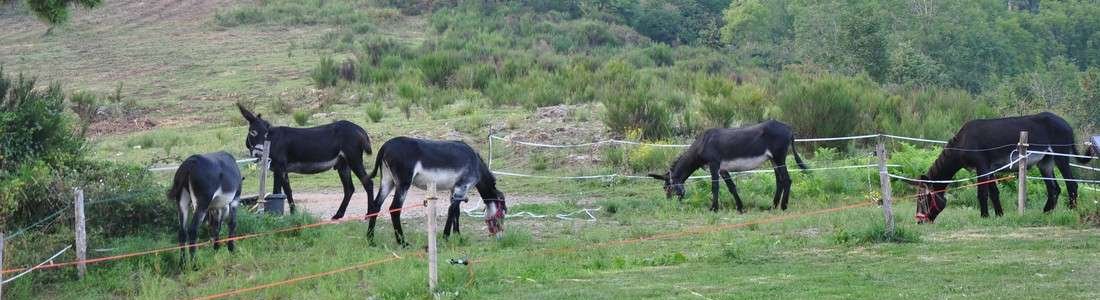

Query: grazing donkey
[167,151,242,263]
[237,104,374,219]
[367,137,506,246]
[649,120,808,212]
[911,112,1092,223]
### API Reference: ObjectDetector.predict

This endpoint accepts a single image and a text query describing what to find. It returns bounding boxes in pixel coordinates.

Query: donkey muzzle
[485,201,506,238]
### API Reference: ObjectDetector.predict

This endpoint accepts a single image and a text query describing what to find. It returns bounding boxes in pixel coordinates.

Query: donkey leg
[209,209,223,251]
[177,187,191,265]
[1039,161,1061,212]
[445,184,471,238]
[188,210,207,262]
[776,165,792,210]
[333,162,355,220]
[280,172,297,214]
[449,201,462,235]
[719,171,745,213]
[708,164,722,211]
[348,158,375,212]
[227,206,238,252]
[390,183,412,247]
[976,177,990,218]
[1053,157,1078,209]
[366,179,394,245]
[988,179,1004,217]
[443,197,459,238]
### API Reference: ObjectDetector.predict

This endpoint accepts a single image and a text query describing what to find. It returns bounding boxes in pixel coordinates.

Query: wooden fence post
[1,232,6,300]
[74,188,86,279]
[257,140,271,210]
[1018,131,1029,215]
[876,137,895,237]
[425,183,439,297]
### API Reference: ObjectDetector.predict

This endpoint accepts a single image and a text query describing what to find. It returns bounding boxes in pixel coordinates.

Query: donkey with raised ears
[649,120,808,212]
[366,136,506,246]
[237,104,374,219]
[911,112,1092,223]
[167,151,242,263]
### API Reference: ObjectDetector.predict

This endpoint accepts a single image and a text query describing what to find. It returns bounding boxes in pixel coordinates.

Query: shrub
[339,58,357,82]
[417,51,462,87]
[777,73,881,145]
[272,96,293,115]
[644,43,674,67]
[312,56,339,88]
[452,63,495,90]
[293,110,310,126]
[697,83,770,128]
[627,144,677,173]
[395,78,426,119]
[455,112,487,134]
[600,64,677,139]
[69,90,99,135]
[365,101,384,123]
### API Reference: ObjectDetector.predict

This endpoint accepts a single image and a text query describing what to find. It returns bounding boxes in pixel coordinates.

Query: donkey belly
[287,154,342,174]
[719,150,772,172]
[207,186,239,210]
[410,162,463,191]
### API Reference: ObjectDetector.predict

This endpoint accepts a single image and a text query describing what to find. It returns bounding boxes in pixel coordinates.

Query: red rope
[192,255,403,300]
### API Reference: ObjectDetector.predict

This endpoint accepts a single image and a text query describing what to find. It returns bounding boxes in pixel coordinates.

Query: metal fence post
[257,140,271,210]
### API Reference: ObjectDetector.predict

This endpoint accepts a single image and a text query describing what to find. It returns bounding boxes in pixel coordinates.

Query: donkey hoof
[331,214,344,221]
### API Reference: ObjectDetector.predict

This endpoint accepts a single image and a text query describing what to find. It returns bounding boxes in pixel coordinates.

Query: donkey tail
[166,157,198,201]
[368,143,386,179]
[790,137,809,171]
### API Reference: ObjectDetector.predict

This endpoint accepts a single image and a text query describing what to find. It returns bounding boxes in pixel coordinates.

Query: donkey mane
[925,141,965,183]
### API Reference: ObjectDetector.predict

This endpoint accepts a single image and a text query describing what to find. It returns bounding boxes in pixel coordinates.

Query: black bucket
[264,193,286,215]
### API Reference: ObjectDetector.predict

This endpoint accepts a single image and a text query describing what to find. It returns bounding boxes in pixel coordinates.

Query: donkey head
[910,175,947,224]
[484,192,507,238]
[648,172,685,201]
[237,103,272,158]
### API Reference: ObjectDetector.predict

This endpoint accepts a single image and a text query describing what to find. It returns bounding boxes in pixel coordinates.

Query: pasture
[3,1,1100,299]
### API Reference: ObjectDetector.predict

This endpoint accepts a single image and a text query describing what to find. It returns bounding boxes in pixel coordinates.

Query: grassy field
[7,186,1100,299]
[4,0,1100,299]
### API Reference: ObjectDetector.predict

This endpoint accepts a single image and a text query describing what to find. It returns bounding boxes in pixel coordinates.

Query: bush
[777,73,882,144]
[395,78,426,119]
[1,71,165,235]
[69,90,99,135]
[626,143,678,173]
[312,56,339,88]
[697,83,770,128]
[293,110,310,126]
[365,101,384,123]
[644,43,674,67]
[417,51,462,87]
[600,62,678,139]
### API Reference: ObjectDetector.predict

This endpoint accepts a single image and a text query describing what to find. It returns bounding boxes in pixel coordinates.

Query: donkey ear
[237,103,257,123]
[647,174,668,181]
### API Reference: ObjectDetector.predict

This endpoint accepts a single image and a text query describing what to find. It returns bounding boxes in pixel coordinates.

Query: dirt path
[292,189,563,219]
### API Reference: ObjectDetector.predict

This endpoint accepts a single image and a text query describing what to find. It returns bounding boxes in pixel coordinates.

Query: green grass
[8,187,1100,299]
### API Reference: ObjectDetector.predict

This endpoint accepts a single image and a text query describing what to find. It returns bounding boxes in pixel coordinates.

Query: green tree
[18,0,103,26]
